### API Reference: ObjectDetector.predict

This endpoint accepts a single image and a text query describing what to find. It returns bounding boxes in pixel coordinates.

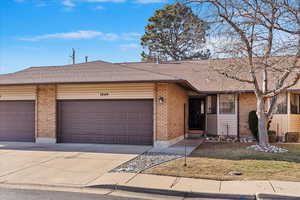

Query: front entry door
[189,98,205,130]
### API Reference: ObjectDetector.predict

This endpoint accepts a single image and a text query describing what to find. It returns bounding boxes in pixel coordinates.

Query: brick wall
[239,93,257,137]
[155,83,188,141]
[156,83,168,141]
[167,83,188,140]
[36,85,57,140]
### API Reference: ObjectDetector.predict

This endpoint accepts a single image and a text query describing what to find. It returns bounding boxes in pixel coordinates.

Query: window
[219,94,235,114]
[207,95,217,114]
[290,93,299,114]
[274,92,287,114]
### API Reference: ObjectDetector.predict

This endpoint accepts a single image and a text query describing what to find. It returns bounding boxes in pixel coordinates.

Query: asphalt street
[0,187,150,200]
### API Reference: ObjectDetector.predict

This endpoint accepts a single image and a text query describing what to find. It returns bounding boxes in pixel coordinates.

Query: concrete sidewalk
[88,172,300,197]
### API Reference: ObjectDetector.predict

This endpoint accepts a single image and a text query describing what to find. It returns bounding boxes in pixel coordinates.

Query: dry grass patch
[145,142,300,181]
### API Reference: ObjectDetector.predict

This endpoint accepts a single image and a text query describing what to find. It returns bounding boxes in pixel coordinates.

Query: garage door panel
[58,100,153,145]
[0,101,35,142]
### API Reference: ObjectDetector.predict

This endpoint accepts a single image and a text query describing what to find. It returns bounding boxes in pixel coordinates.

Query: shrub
[248,110,259,141]
[285,132,300,143]
[268,130,277,143]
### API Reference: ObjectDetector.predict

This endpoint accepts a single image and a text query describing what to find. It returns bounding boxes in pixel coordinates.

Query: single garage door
[57,100,153,145]
[0,101,35,142]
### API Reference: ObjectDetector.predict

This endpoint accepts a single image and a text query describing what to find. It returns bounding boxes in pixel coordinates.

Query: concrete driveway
[0,142,150,187]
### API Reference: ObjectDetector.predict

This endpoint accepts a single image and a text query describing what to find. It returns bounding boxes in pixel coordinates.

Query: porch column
[35,85,57,144]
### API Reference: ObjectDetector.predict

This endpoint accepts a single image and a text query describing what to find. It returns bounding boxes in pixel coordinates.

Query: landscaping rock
[205,137,219,142]
[228,171,243,176]
[205,136,251,143]
[240,137,256,143]
[110,152,182,173]
[246,144,288,153]
[205,136,236,142]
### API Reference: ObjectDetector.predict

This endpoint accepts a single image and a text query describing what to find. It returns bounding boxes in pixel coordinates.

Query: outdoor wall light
[159,96,165,104]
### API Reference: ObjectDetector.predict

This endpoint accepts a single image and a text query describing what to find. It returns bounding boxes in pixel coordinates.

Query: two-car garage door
[0,101,35,142]
[57,100,153,145]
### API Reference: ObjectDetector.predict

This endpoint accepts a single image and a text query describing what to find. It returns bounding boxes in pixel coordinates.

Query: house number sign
[98,92,110,96]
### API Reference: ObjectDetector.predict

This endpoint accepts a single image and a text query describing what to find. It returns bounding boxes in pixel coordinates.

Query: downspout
[237,93,240,141]
[153,83,158,144]
[184,103,186,138]
[35,85,38,143]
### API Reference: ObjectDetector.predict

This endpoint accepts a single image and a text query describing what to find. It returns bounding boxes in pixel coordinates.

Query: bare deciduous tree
[188,0,300,147]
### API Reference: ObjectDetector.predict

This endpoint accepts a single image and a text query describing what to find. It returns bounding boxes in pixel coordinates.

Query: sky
[0,0,169,74]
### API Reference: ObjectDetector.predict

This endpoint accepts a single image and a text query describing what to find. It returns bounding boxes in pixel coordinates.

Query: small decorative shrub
[277,136,284,142]
[285,132,300,143]
[268,131,277,143]
[248,110,259,141]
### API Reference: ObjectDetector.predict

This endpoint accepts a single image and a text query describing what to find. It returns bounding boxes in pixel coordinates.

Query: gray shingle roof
[0,61,185,85]
[1,59,299,93]
[119,60,254,93]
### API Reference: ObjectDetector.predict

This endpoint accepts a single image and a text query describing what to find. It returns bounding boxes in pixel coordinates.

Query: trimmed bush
[268,130,277,143]
[285,132,300,143]
[248,110,259,141]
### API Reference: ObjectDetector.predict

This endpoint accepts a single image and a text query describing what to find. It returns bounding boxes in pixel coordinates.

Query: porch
[269,92,300,142]
[187,93,239,139]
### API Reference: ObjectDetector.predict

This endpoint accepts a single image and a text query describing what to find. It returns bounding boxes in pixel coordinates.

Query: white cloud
[99,33,119,41]
[19,30,142,41]
[135,0,167,3]
[15,0,166,7]
[99,32,141,41]
[14,0,48,7]
[62,0,75,7]
[121,32,142,40]
[120,43,139,51]
[19,31,102,41]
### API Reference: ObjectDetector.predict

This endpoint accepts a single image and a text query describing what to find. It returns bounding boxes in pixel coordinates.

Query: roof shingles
[2,59,299,93]
[0,61,180,85]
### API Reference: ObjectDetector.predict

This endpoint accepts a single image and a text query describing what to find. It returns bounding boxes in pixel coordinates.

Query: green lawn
[145,142,300,181]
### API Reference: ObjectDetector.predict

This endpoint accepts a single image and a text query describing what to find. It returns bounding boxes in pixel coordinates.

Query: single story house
[0,60,299,147]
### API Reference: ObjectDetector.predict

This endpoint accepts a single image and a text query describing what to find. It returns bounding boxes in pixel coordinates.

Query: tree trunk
[256,96,269,146]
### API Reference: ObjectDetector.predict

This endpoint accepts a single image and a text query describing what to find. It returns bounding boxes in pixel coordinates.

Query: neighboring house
[0,60,298,147]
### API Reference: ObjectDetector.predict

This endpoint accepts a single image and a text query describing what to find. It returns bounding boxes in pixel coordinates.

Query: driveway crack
[170,177,180,188]
[0,156,61,178]
[268,180,276,193]
[218,181,222,192]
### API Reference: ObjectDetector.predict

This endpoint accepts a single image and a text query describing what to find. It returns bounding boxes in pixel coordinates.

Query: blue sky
[0,0,169,74]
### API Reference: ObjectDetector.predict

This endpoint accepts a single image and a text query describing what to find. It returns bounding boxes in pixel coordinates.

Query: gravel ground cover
[246,144,288,153]
[110,152,182,173]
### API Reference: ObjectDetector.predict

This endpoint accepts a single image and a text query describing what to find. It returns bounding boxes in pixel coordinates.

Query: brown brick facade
[239,93,257,137]
[36,85,57,140]
[155,83,168,141]
[155,83,188,142]
[167,83,188,140]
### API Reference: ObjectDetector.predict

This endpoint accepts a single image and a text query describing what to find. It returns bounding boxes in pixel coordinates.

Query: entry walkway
[149,138,205,155]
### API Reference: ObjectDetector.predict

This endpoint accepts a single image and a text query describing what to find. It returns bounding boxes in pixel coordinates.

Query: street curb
[0,181,85,189]
[88,184,255,199]
[256,193,300,200]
